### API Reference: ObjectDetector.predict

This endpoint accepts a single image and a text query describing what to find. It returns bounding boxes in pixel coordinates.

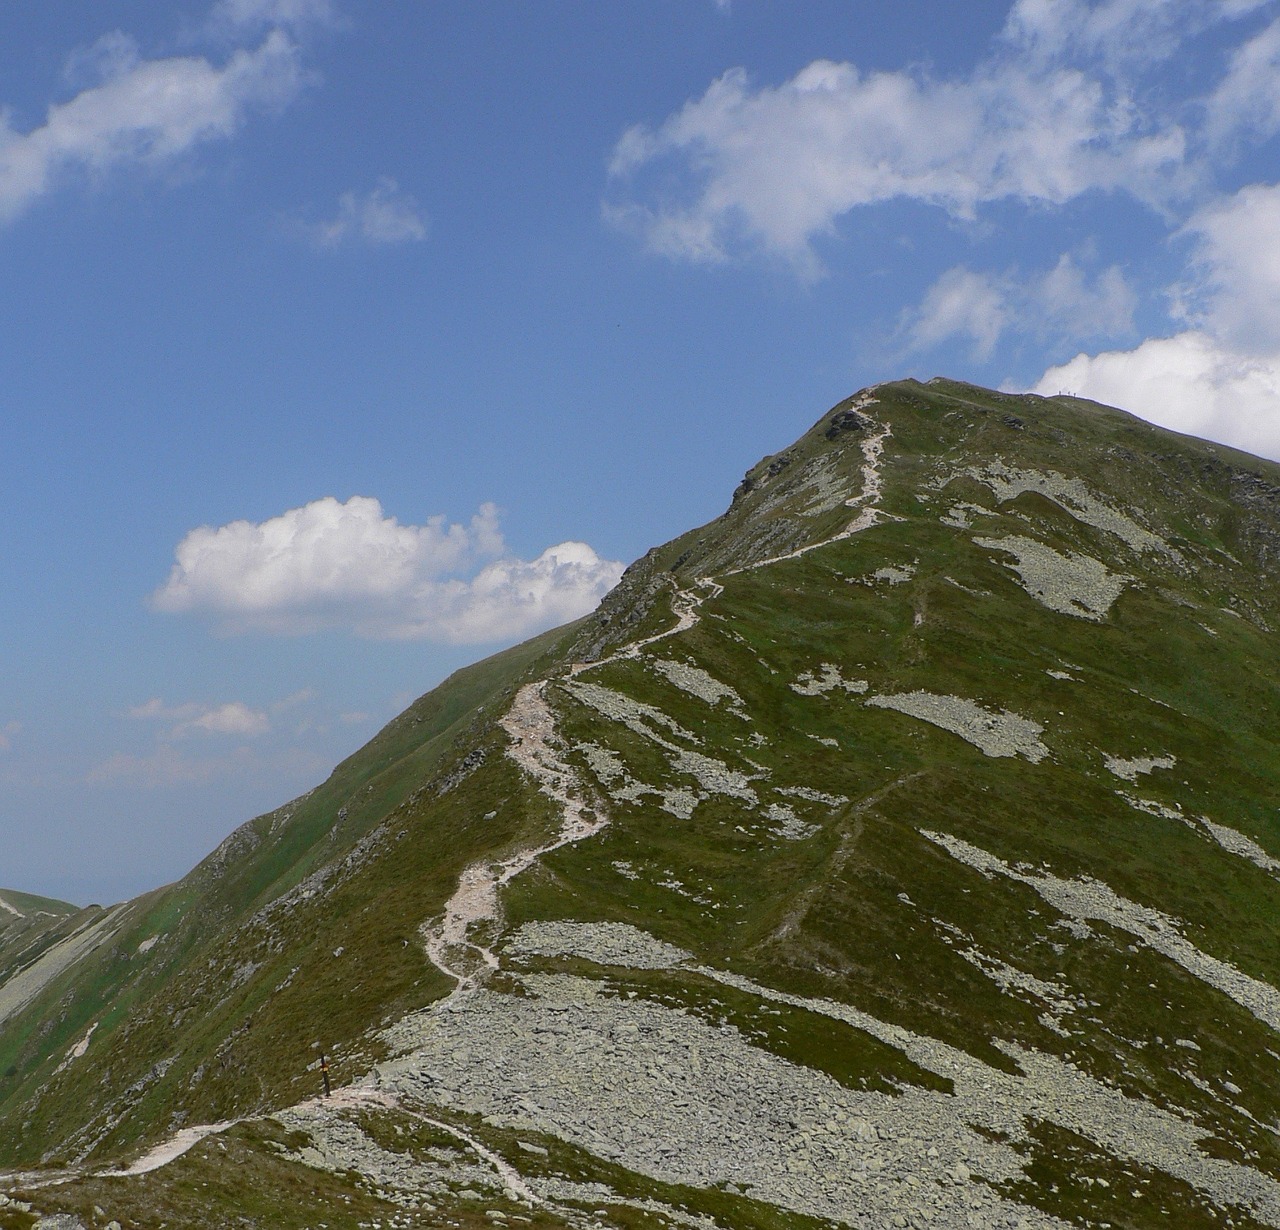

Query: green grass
[5,378,1280,1229]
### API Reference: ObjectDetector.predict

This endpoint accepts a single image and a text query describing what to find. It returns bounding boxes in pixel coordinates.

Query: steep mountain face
[4,378,1280,1230]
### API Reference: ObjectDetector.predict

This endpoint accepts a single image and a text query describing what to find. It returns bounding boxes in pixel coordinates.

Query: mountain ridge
[4,377,1280,1229]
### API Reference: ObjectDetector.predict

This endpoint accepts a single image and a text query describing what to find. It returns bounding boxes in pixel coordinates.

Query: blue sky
[5,0,1280,903]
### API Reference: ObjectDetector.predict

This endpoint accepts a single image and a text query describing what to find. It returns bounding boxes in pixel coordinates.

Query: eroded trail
[568,416,893,686]
[726,419,894,574]
[84,405,899,1196]
[422,680,608,997]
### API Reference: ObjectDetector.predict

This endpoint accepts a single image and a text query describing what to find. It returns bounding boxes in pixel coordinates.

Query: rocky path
[422,680,609,997]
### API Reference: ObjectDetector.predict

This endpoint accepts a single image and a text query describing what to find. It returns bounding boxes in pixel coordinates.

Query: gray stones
[922,829,1280,1033]
[866,692,1049,763]
[956,461,1175,558]
[504,922,693,971]
[647,658,745,711]
[975,535,1130,621]
[1103,752,1176,782]
[379,971,1070,1230]
[1198,818,1280,875]
[790,664,869,696]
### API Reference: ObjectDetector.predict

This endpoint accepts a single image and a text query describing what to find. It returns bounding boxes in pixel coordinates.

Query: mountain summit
[4,378,1280,1229]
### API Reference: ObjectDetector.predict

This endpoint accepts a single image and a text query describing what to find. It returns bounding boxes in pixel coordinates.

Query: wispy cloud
[209,0,339,35]
[902,255,1135,360]
[300,177,427,248]
[604,0,1278,275]
[0,4,318,225]
[151,495,622,643]
[87,743,324,789]
[606,61,1182,277]
[0,721,20,752]
[127,697,271,740]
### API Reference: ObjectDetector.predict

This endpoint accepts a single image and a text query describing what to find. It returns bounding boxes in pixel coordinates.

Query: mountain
[3,377,1280,1230]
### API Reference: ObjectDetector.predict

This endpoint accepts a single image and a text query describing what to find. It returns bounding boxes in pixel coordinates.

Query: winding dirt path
[422,680,609,997]
[71,402,897,1194]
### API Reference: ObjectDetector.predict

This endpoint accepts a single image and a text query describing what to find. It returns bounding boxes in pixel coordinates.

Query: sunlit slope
[7,378,1280,1230]
[0,620,580,1165]
[0,889,81,1009]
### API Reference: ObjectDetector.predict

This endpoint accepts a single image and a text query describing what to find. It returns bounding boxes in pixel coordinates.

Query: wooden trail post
[320,1050,331,1098]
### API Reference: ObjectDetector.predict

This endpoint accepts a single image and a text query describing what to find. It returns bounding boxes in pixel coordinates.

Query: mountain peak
[5,380,1280,1230]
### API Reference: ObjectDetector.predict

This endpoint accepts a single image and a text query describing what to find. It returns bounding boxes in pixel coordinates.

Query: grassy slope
[502,379,1280,1200]
[5,378,1280,1229]
[0,619,583,1165]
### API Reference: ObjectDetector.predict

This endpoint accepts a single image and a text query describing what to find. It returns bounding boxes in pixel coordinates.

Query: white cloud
[1029,182,1280,460]
[378,541,625,643]
[185,702,270,737]
[128,697,271,740]
[1033,332,1280,459]
[0,25,305,223]
[152,495,623,643]
[0,721,20,752]
[305,178,427,248]
[1174,182,1280,350]
[606,51,1187,274]
[905,254,1134,359]
[153,496,501,618]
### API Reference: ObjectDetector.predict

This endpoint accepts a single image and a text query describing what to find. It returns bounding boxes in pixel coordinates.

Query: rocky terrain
[2,378,1280,1229]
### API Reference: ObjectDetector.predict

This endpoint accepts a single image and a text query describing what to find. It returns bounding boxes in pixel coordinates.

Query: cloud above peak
[1030,181,1280,461]
[604,2,1280,275]
[152,495,622,643]
[903,254,1135,360]
[606,56,1185,275]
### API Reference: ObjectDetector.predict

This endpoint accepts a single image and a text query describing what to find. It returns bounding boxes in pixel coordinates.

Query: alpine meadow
[4,380,1280,1228]
[7,3,1280,1229]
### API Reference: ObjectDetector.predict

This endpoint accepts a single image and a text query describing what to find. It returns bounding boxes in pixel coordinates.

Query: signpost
[312,1042,331,1098]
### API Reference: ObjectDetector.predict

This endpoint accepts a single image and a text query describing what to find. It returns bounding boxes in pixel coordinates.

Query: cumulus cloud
[303,177,427,248]
[1033,332,1280,458]
[1030,183,1280,460]
[904,254,1135,359]
[0,23,306,224]
[152,496,623,643]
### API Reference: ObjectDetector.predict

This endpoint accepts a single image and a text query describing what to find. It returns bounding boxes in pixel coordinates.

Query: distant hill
[4,378,1280,1230]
